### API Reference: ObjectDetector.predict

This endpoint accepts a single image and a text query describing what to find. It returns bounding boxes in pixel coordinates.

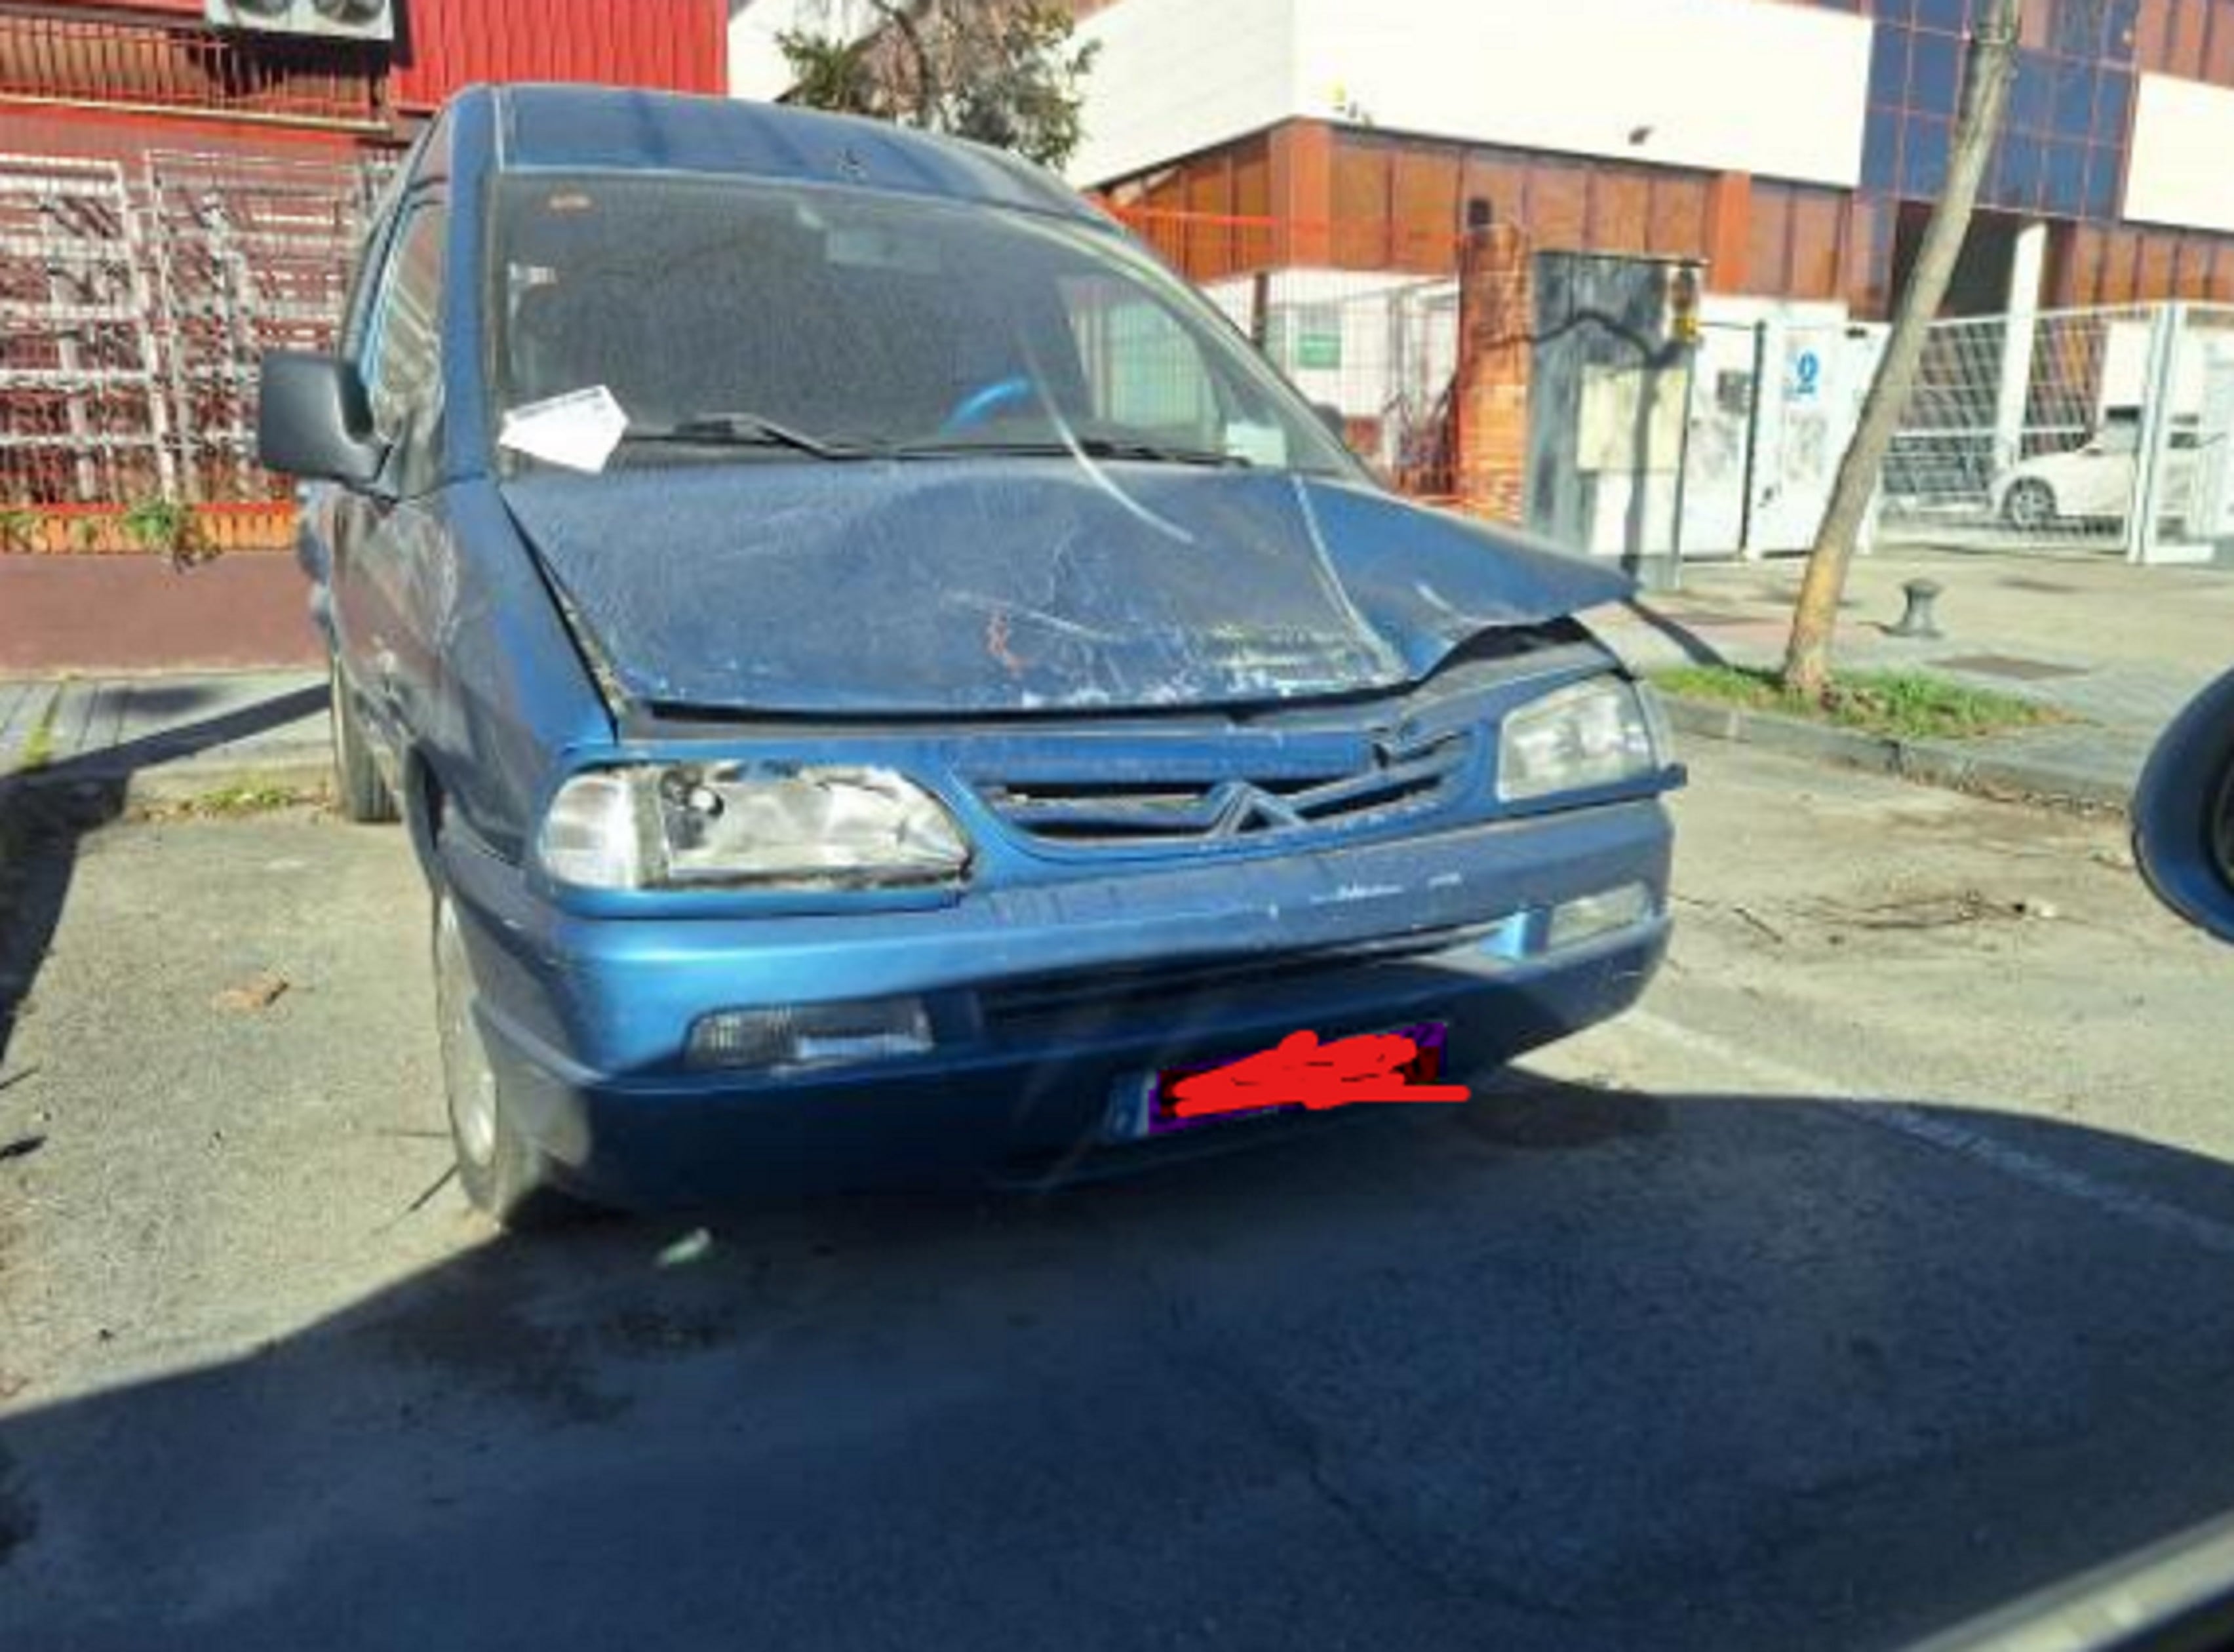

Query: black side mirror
[1312,402,1348,442]
[2133,666,2234,945]
[258,351,386,487]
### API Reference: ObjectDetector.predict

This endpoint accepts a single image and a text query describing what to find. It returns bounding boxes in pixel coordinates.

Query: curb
[1662,696,2136,813]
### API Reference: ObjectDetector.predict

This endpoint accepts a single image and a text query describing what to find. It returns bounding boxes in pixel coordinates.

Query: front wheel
[2002,478,2058,533]
[434,890,589,1230]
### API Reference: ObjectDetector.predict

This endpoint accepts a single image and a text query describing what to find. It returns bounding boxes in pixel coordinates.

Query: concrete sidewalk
[1592,545,2234,804]
[0,671,326,800]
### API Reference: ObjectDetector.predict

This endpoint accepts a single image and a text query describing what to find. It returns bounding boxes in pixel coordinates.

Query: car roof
[478,84,1102,226]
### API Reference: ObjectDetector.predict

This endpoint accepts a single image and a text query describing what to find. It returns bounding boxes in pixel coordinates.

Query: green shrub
[120,498,208,569]
[0,507,39,554]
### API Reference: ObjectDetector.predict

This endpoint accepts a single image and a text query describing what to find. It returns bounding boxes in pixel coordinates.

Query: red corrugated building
[0,0,729,159]
[389,0,728,113]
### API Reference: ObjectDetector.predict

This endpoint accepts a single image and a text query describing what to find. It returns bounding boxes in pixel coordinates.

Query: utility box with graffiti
[1524,252,1705,573]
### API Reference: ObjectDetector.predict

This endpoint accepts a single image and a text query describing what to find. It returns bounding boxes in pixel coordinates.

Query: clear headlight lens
[1497,677,1668,804]
[539,764,970,892]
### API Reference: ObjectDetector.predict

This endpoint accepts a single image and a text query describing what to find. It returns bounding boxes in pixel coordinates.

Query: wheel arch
[2003,473,2058,521]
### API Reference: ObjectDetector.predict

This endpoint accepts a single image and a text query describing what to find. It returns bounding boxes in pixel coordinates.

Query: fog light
[1546,884,1656,951]
[687,998,934,1072]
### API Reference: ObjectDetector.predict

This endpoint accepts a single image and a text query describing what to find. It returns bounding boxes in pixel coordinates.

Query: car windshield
[489,174,1358,478]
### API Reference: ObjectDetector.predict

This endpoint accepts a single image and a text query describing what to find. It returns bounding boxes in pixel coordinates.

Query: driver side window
[359,203,448,496]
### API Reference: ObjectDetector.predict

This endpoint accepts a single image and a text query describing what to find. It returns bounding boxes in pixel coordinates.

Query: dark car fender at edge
[2132,665,2234,945]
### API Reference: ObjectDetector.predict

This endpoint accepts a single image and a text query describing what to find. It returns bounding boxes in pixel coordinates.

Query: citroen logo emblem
[1210,783,1306,837]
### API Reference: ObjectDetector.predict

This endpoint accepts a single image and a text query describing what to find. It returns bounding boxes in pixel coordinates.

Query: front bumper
[441,798,1675,1206]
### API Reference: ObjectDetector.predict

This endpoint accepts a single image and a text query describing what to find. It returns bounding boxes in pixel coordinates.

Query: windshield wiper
[621,413,884,461]
[890,436,1255,469]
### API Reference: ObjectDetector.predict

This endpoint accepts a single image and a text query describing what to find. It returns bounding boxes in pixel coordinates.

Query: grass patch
[10,686,61,775]
[134,780,328,823]
[1653,665,2066,742]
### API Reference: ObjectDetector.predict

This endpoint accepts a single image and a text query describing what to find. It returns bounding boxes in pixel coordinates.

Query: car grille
[972,730,1476,851]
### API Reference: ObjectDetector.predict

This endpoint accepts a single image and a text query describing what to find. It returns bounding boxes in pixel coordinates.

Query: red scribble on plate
[1169,1030,1473,1120]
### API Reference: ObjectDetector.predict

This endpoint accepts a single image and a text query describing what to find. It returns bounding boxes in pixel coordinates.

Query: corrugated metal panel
[0,10,385,127]
[0,103,374,163]
[16,2,729,127]
[33,0,728,111]
[390,0,728,111]
[40,2,211,16]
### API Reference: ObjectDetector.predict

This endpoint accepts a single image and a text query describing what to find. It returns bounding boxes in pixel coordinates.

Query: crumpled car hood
[499,461,1629,717]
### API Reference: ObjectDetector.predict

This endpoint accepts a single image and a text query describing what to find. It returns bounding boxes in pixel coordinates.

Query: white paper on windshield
[499,385,630,474]
[1225,421,1290,469]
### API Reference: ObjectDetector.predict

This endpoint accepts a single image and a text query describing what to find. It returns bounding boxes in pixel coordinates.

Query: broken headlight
[539,764,971,892]
[1497,677,1670,804]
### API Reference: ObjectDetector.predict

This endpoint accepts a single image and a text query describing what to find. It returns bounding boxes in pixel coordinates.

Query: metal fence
[1190,268,1462,498]
[1111,207,1469,500]
[0,146,386,521]
[1879,301,2234,563]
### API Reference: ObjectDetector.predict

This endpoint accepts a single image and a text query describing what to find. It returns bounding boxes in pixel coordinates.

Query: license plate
[1129,1022,1452,1137]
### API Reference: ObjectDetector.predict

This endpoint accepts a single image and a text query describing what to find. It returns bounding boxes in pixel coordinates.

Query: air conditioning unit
[204,0,397,45]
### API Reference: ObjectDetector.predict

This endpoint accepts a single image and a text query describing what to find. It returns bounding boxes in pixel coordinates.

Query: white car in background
[1993,416,2201,530]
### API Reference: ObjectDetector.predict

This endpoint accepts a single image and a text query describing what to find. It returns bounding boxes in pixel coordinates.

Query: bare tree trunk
[1781,0,2024,700]
[871,0,942,128]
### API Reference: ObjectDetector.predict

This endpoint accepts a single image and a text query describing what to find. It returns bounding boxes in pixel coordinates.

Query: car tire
[2003,478,2058,533]
[330,655,400,825]
[434,888,591,1230]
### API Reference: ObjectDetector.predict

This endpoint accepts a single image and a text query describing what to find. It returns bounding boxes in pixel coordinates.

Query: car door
[328,196,450,776]
[2077,424,2140,519]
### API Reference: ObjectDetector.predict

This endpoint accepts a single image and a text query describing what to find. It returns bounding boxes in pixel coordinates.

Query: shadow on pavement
[0,683,326,1078]
[5,1079,2234,1652]
[1615,597,1726,668]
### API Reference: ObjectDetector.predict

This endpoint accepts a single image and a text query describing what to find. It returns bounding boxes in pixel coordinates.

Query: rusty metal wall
[0,9,385,127]
[389,0,728,110]
[31,2,212,17]
[18,1,731,119]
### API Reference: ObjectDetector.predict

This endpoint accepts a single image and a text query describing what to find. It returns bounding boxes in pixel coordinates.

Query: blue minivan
[258,86,1682,1225]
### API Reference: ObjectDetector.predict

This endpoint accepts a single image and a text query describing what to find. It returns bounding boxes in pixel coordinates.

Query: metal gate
[1200,270,1462,495]
[1875,301,2234,564]
[0,153,174,513]
[0,146,389,513]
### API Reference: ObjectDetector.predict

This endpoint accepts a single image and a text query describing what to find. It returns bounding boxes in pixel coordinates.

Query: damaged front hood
[499,461,1628,717]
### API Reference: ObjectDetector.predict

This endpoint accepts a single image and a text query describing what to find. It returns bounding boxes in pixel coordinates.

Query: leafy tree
[778,1,1100,170]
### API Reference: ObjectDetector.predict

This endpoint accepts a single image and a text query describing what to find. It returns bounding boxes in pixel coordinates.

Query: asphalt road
[3,743,2233,1651]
